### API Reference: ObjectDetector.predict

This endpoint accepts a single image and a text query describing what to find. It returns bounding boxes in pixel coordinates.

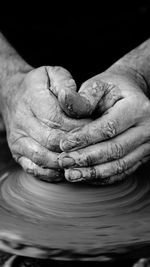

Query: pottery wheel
[1,166,150,262]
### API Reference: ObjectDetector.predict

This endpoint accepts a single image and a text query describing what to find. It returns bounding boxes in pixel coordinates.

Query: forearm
[0,32,33,128]
[109,39,150,93]
[0,32,32,83]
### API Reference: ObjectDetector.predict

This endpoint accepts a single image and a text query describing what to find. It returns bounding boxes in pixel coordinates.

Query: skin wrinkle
[100,120,118,139]
[19,157,62,181]
[2,27,150,261]
[107,142,124,161]
[83,152,94,167]
[17,108,63,151]
[49,80,58,97]
[89,167,97,180]
[1,32,150,184]
[98,84,124,113]
[114,40,150,95]
[0,34,91,179]
[81,81,102,105]
[44,66,51,90]
[60,69,149,182]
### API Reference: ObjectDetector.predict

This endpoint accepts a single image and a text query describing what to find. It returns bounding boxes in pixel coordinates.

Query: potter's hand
[59,66,150,184]
[1,66,89,181]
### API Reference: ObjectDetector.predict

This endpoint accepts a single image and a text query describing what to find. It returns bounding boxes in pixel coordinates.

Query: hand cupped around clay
[2,66,90,181]
[59,65,150,184]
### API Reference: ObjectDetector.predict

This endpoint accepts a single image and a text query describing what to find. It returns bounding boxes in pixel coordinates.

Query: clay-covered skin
[1,66,90,181]
[59,65,150,184]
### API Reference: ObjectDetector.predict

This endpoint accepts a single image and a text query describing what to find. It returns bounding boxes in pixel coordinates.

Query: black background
[0,1,150,266]
[0,1,150,87]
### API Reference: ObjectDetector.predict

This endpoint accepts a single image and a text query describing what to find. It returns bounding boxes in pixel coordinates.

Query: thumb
[45,66,82,116]
[58,78,105,118]
[45,65,76,94]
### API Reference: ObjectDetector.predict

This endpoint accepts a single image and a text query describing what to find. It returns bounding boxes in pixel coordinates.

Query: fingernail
[60,139,77,151]
[65,169,82,182]
[60,128,82,151]
[61,156,75,168]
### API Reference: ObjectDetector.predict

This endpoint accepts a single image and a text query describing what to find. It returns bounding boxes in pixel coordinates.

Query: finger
[46,67,103,118]
[18,157,64,182]
[22,114,91,153]
[88,161,142,185]
[57,79,104,118]
[28,66,77,96]
[60,96,144,151]
[45,66,77,96]
[17,113,65,152]
[29,66,77,123]
[28,77,91,139]
[61,113,92,132]
[59,126,148,168]
[57,77,123,118]
[93,155,150,185]
[64,143,150,182]
[46,66,81,117]
[11,136,60,169]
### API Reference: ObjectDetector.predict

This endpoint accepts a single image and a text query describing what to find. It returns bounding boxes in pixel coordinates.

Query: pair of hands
[3,65,150,184]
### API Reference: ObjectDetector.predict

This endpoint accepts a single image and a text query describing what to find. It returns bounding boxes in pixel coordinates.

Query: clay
[0,134,150,262]
[1,164,150,261]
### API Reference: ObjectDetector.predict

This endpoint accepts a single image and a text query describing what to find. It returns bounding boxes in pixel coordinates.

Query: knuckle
[25,163,39,177]
[89,167,97,180]
[84,153,94,166]
[67,151,94,167]
[115,159,127,175]
[83,134,92,146]
[81,167,97,181]
[105,85,122,105]
[108,142,124,160]
[31,149,41,164]
[75,132,92,147]
[101,120,118,139]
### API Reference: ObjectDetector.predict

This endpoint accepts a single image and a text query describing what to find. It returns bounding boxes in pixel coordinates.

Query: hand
[59,66,150,184]
[2,66,89,181]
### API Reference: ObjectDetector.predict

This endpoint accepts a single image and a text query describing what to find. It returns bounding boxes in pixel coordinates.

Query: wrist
[0,32,33,129]
[0,69,31,125]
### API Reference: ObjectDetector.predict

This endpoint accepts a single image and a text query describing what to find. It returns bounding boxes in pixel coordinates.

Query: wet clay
[0,165,150,261]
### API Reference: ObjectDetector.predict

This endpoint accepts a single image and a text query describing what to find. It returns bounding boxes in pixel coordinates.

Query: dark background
[0,1,150,87]
[0,1,150,266]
